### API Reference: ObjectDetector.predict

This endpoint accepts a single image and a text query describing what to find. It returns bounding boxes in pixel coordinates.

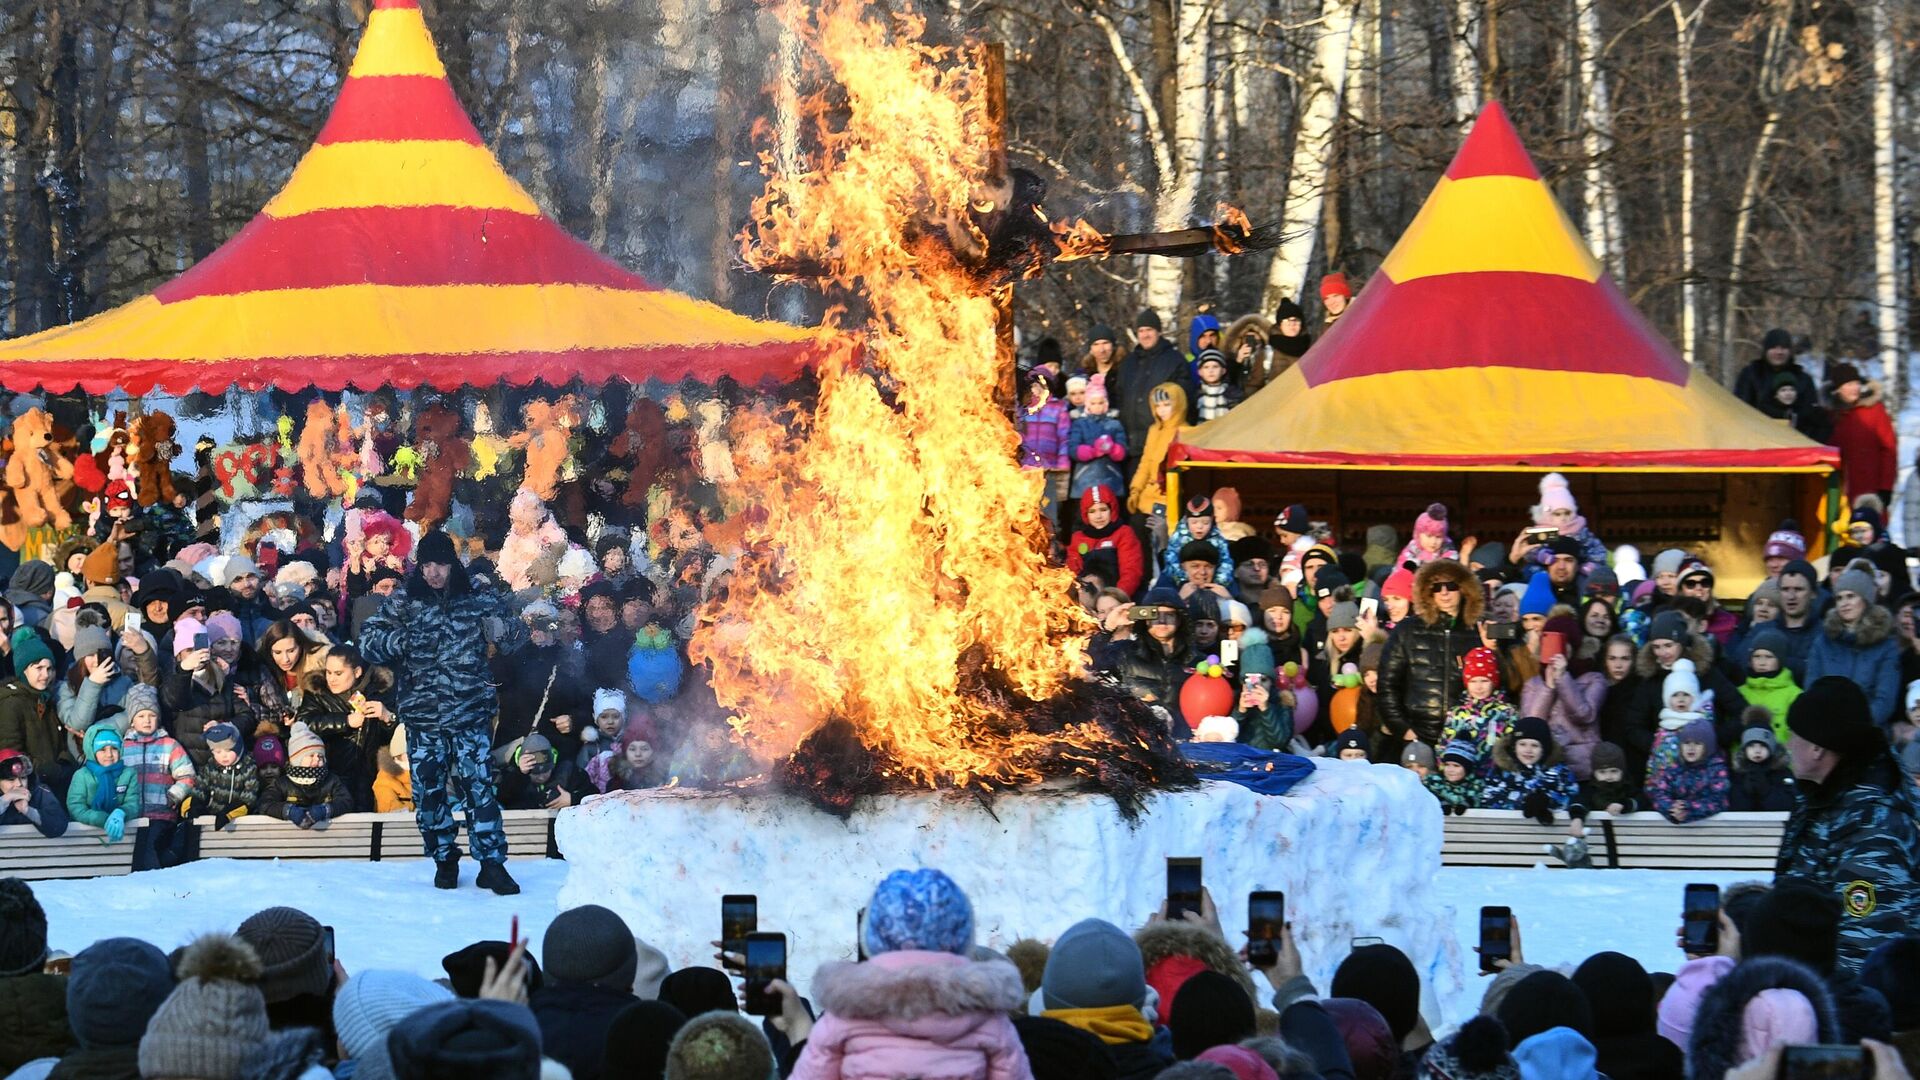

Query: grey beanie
[1833,562,1877,603]
[123,682,162,723]
[334,969,455,1080]
[9,560,54,598]
[72,624,112,662]
[234,906,332,1004]
[69,936,175,1048]
[542,904,640,991]
[1327,601,1360,633]
[138,933,272,1080]
[1651,549,1688,578]
[1040,918,1147,1011]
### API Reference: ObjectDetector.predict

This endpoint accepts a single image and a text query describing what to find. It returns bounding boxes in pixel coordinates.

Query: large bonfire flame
[689,0,1189,813]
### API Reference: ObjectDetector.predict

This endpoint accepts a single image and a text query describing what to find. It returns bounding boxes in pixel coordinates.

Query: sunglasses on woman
[1429,581,1461,594]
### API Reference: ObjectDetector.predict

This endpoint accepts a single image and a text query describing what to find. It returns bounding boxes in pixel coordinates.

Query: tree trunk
[1450,0,1480,123]
[1261,0,1354,312]
[1870,0,1905,401]
[1574,0,1623,280]
[173,0,214,264]
[1670,0,1711,366]
[1142,0,1211,318]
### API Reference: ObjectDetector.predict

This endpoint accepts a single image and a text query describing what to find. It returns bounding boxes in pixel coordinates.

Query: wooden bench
[0,819,146,881]
[1442,809,1788,871]
[195,809,558,862]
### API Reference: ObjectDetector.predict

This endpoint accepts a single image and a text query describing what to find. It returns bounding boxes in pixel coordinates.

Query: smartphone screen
[1359,597,1379,619]
[722,895,757,969]
[856,907,868,962]
[1683,884,1720,953]
[321,925,335,966]
[1167,857,1203,921]
[1247,891,1284,966]
[1778,1045,1871,1080]
[193,631,210,650]
[743,932,787,1016]
[125,613,141,634]
[1478,906,1512,975]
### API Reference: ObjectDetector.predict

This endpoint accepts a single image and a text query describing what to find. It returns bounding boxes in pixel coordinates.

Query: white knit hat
[593,687,626,717]
[1663,659,1701,704]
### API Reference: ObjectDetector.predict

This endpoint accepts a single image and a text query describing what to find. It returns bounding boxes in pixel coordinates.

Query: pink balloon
[1292,685,1319,735]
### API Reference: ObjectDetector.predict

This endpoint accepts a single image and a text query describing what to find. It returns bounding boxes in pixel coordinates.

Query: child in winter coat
[373,724,412,812]
[1728,724,1797,812]
[1653,659,1713,772]
[1480,716,1579,825]
[1187,350,1245,422]
[1425,741,1483,814]
[667,717,753,789]
[1553,741,1643,867]
[1066,378,1127,501]
[1327,728,1371,761]
[1066,486,1146,596]
[1737,627,1801,746]
[1159,495,1234,588]
[1396,503,1460,567]
[1441,648,1515,773]
[1645,718,1730,824]
[193,721,259,831]
[498,732,577,810]
[62,723,137,842]
[120,684,196,868]
[790,868,1028,1080]
[253,732,286,793]
[260,721,353,830]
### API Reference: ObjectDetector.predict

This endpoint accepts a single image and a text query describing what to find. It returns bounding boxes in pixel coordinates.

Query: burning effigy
[686,0,1196,816]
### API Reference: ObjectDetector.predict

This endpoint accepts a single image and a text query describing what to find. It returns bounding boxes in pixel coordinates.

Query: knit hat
[1518,574,1555,618]
[68,936,175,1048]
[1589,742,1626,775]
[286,721,326,766]
[1414,503,1448,539]
[1828,361,1864,390]
[864,868,976,956]
[1745,625,1789,666]
[123,682,161,725]
[1178,540,1220,567]
[1314,567,1350,599]
[1228,535,1275,567]
[1648,610,1689,647]
[1169,970,1256,1060]
[71,623,112,662]
[1572,952,1657,1041]
[665,1011,774,1080]
[1744,877,1842,974]
[1764,528,1808,560]
[0,877,49,977]
[1739,726,1776,753]
[1463,647,1499,685]
[1739,989,1820,1064]
[172,615,207,658]
[1195,349,1228,375]
[1419,1016,1519,1080]
[605,1000,690,1080]
[1761,328,1793,352]
[440,941,544,1000]
[1832,561,1876,602]
[1498,971,1594,1046]
[1273,504,1309,535]
[235,905,333,1004]
[1651,549,1689,578]
[1677,718,1717,750]
[1441,740,1480,769]
[204,722,242,757]
[1401,742,1437,770]
[1678,560,1714,589]
[1080,485,1118,517]
[9,627,52,677]
[205,611,243,645]
[138,933,272,1080]
[1534,473,1577,517]
[1327,601,1360,633]
[1658,662,1701,709]
[660,967,739,1017]
[1041,919,1147,1011]
[1320,273,1352,300]
[253,734,286,768]
[543,904,641,991]
[1787,676,1886,757]
[1331,944,1420,1041]
[1512,716,1554,752]
[1135,309,1164,332]
[387,999,543,1080]
[334,970,455,1080]
[1381,568,1415,601]
[1330,729,1371,757]
[1088,324,1118,345]
[1584,567,1619,598]
[415,530,458,567]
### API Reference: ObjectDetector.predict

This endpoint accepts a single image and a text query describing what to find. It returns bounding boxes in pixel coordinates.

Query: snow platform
[556,757,1463,1012]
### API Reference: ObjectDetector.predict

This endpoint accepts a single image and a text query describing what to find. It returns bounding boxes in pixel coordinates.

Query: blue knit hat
[1519,574,1556,618]
[862,868,975,956]
[1441,740,1480,769]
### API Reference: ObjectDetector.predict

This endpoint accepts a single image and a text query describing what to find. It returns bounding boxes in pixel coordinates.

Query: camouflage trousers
[410,723,506,864]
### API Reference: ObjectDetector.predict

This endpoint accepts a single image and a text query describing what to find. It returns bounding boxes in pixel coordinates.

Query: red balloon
[1179,672,1237,729]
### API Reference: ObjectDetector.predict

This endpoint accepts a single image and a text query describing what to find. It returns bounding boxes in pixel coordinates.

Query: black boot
[476,860,520,896]
[433,852,461,890]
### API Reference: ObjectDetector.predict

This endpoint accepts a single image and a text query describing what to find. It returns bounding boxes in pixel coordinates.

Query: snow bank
[557,758,1464,1015]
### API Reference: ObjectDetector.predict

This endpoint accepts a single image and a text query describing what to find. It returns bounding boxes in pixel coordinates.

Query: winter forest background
[2,0,1915,393]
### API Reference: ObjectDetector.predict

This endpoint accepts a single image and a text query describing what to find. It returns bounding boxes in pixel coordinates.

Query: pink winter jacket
[791,950,1034,1080]
[1519,671,1606,780]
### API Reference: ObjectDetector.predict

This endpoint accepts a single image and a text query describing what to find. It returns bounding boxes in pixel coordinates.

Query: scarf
[285,763,327,787]
[1042,1005,1155,1046]
[84,760,126,812]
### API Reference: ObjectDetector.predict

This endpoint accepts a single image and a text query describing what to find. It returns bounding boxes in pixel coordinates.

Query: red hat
[1463,647,1499,684]
[1382,567,1415,600]
[1319,273,1352,300]
[1080,485,1117,516]
[104,480,135,510]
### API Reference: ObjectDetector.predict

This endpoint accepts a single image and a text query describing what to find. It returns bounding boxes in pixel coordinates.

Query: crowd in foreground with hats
[3,863,1918,1080]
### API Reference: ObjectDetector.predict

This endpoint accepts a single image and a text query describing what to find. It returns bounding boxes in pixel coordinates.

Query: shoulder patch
[1843,880,1877,918]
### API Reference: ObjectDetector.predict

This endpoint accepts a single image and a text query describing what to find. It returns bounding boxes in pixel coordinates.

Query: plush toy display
[509,399,573,502]
[608,398,671,510]
[134,411,182,508]
[296,400,348,499]
[404,403,470,530]
[5,407,77,530]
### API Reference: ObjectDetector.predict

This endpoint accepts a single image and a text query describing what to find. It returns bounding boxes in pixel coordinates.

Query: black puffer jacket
[296,665,396,813]
[162,663,256,768]
[1104,635,1190,716]
[1377,561,1483,745]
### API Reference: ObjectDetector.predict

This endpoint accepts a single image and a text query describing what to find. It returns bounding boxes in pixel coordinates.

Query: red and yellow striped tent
[1168,102,1838,579]
[0,0,821,394]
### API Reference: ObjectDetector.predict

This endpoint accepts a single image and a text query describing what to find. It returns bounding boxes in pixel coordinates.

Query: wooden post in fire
[980,42,1018,414]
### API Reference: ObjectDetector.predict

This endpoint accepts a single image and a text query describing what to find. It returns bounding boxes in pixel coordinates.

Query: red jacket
[1067,522,1145,596]
[1830,392,1897,499]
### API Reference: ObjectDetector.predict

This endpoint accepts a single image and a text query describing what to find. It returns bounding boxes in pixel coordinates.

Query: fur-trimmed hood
[1834,379,1887,412]
[1634,634,1716,680]
[1412,560,1483,626]
[812,951,1025,1029]
[1685,957,1839,1080]
[1492,731,1568,773]
[1822,602,1894,647]
[299,662,394,699]
[1134,921,1261,1005]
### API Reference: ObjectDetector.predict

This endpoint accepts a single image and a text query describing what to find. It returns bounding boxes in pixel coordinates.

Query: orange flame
[690,0,1096,789]
[1051,218,1111,262]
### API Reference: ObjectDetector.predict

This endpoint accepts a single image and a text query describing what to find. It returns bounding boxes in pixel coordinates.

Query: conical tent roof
[0,0,821,394]
[1172,103,1836,472]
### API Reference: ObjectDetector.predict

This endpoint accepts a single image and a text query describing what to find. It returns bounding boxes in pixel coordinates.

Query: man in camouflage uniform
[1777,677,1920,972]
[362,530,529,894]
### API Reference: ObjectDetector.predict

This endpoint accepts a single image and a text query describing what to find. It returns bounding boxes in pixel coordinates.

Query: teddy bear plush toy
[5,408,76,530]
[508,399,572,502]
[134,411,182,508]
[404,403,470,530]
